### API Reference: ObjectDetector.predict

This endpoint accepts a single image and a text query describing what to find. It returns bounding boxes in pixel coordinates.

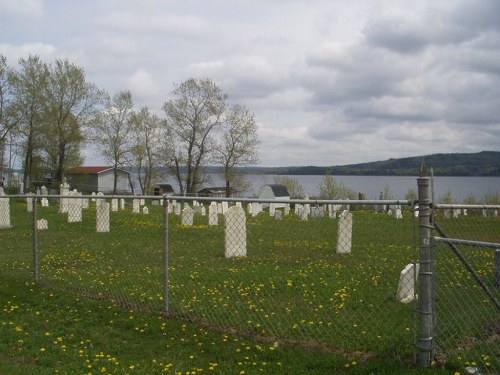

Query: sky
[1,0,499,167]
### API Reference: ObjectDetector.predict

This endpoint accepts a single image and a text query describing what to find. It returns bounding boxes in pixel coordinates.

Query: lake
[142,174,500,202]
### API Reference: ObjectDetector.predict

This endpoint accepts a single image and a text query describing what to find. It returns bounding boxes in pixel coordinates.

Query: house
[153,184,175,196]
[66,166,131,194]
[258,184,290,207]
[197,186,231,198]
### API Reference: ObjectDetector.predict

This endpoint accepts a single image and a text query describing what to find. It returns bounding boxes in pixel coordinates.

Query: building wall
[98,171,129,193]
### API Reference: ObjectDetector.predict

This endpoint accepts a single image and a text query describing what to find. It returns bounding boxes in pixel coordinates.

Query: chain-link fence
[432,204,500,374]
[1,193,420,362]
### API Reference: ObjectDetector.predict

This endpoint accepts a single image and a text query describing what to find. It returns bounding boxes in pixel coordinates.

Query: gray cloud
[1,0,499,167]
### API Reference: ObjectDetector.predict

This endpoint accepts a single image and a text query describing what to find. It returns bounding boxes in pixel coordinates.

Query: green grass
[1,197,498,373]
[0,274,453,374]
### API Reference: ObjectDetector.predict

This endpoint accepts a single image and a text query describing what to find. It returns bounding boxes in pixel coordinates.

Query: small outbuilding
[153,184,175,196]
[66,166,131,194]
[197,186,231,198]
[258,184,290,208]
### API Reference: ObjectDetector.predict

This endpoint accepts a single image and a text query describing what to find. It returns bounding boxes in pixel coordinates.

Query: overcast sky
[1,0,499,167]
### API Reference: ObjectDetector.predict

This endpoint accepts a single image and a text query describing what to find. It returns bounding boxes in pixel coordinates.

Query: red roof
[67,166,130,175]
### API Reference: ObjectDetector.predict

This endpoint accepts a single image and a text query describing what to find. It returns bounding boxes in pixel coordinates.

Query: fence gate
[430,204,500,374]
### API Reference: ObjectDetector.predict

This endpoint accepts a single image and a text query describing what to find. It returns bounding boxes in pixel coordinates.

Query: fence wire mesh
[433,205,500,374]
[1,194,421,362]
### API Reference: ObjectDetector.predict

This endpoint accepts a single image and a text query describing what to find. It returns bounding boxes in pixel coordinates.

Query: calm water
[145,174,500,202]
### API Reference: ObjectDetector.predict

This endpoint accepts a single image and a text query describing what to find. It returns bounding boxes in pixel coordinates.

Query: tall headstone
[111,198,118,212]
[395,205,403,220]
[96,202,110,232]
[26,194,34,212]
[337,210,353,254]
[68,191,83,223]
[284,203,290,215]
[132,199,140,213]
[208,202,218,226]
[181,206,194,226]
[269,203,276,216]
[225,205,247,258]
[142,206,149,215]
[396,263,420,303]
[120,198,125,210]
[41,198,49,207]
[59,180,70,213]
[40,186,48,196]
[0,193,11,228]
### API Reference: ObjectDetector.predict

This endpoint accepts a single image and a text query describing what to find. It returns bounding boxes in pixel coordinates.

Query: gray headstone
[337,210,353,254]
[396,263,420,303]
[0,197,11,228]
[132,199,141,213]
[96,202,110,232]
[208,202,218,226]
[181,206,194,226]
[225,205,247,258]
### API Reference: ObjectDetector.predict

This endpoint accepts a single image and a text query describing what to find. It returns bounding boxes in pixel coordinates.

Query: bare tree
[92,90,134,194]
[130,107,165,194]
[318,174,355,199]
[162,78,226,195]
[274,176,305,199]
[216,104,259,197]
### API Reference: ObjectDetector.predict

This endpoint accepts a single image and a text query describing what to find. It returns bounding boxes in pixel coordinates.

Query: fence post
[32,196,39,282]
[417,173,434,366]
[162,196,169,315]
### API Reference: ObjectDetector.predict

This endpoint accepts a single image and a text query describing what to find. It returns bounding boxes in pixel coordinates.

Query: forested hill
[237,151,500,176]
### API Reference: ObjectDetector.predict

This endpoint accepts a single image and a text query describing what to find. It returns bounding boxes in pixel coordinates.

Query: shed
[66,166,131,194]
[258,184,290,208]
[197,186,230,198]
[153,184,175,196]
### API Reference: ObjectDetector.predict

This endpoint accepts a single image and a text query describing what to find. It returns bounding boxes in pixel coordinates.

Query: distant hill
[235,151,500,176]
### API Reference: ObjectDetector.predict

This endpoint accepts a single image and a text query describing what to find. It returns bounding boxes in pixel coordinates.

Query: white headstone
[222,201,229,214]
[96,202,110,232]
[68,191,83,223]
[132,199,140,213]
[284,203,290,215]
[120,198,125,210]
[41,197,49,207]
[111,198,118,212]
[140,198,145,206]
[96,192,105,207]
[36,219,48,230]
[252,202,262,217]
[40,186,48,196]
[274,210,283,220]
[209,202,218,226]
[269,203,276,216]
[181,206,194,226]
[225,205,247,258]
[26,194,34,212]
[142,206,149,215]
[247,202,253,215]
[59,182,70,213]
[395,205,403,220]
[0,196,11,228]
[396,263,420,303]
[337,210,353,254]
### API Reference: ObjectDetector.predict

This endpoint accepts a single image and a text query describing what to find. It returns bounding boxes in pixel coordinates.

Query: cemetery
[0,188,498,372]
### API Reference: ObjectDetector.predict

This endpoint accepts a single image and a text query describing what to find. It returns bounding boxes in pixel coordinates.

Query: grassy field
[1,197,498,373]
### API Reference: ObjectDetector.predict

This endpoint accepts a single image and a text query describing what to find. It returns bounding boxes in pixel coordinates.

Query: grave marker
[337,210,353,254]
[225,206,247,258]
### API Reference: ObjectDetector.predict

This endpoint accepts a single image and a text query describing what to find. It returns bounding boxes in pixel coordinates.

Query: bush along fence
[0,179,498,373]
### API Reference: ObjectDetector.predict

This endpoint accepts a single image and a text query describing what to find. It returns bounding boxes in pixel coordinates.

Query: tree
[0,55,18,143]
[273,176,305,199]
[43,59,101,184]
[8,55,50,189]
[217,104,259,197]
[318,175,355,199]
[162,78,227,195]
[130,107,165,194]
[92,90,134,194]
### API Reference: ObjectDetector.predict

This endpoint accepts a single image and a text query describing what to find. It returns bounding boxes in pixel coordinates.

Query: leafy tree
[43,59,102,184]
[318,174,355,199]
[8,55,50,189]
[217,104,259,197]
[92,90,134,194]
[274,176,305,199]
[0,55,18,143]
[162,78,227,195]
[130,107,166,195]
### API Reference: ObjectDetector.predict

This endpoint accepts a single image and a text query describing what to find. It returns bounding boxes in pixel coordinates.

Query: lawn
[1,196,497,373]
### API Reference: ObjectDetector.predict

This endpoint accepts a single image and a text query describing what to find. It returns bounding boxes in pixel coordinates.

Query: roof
[198,187,228,194]
[155,184,174,193]
[67,166,131,175]
[266,184,290,197]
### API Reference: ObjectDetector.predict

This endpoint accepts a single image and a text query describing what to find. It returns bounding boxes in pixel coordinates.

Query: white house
[258,184,290,208]
[66,166,131,194]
